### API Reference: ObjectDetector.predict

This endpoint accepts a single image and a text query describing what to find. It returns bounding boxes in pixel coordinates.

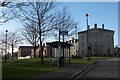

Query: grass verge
[71,59,96,64]
[2,58,97,79]
[2,58,59,78]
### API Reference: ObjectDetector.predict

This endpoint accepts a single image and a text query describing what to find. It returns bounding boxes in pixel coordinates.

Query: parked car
[71,55,83,59]
[78,55,83,59]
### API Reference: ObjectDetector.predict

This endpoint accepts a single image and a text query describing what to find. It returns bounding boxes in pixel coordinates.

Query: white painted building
[68,38,78,56]
[78,24,114,56]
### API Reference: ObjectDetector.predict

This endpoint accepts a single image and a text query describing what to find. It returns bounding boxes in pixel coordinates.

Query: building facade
[68,38,78,56]
[18,46,34,57]
[78,24,114,56]
[114,46,120,57]
[18,45,49,58]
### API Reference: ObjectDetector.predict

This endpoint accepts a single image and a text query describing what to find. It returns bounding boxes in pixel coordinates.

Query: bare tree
[8,31,23,59]
[14,1,58,64]
[51,7,78,41]
[0,9,14,24]
[22,22,39,59]
[49,7,78,64]
[0,0,11,7]
[0,31,23,59]
[0,32,6,59]
[0,1,16,24]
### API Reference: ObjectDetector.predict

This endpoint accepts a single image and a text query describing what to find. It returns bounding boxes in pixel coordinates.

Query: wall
[78,28,114,56]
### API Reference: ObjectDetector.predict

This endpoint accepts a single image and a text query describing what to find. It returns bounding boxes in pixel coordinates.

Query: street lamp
[85,14,89,30]
[85,14,90,61]
[5,29,8,63]
[75,26,77,55]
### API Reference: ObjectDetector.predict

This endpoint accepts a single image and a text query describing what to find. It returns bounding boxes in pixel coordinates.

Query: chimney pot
[102,24,104,29]
[72,37,74,40]
[94,24,97,28]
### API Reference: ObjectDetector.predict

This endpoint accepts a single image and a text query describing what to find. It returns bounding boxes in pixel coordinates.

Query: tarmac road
[74,58,120,80]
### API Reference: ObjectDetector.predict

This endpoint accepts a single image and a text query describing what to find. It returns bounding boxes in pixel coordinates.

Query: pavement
[33,61,96,80]
[0,63,2,80]
[74,58,120,80]
[33,57,119,80]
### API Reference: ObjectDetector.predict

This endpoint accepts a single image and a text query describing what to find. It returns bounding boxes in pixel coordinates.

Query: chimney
[72,37,74,40]
[72,37,74,43]
[88,25,90,30]
[102,24,104,29]
[94,24,97,28]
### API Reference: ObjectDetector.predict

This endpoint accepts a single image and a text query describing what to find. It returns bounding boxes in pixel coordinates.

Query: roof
[78,28,114,34]
[46,41,73,48]
[19,46,34,49]
[114,47,120,50]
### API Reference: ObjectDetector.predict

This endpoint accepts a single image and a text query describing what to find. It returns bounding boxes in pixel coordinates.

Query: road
[0,62,1,80]
[73,58,119,80]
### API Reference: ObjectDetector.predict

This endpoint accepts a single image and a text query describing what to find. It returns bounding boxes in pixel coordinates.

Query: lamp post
[58,29,61,66]
[75,26,77,55]
[85,14,89,61]
[5,29,8,63]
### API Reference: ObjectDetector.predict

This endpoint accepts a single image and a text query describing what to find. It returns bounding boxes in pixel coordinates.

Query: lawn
[2,58,59,78]
[71,59,96,64]
[2,58,97,79]
[83,56,113,59]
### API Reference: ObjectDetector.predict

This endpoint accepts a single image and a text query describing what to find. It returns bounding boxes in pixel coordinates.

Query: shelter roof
[46,41,73,48]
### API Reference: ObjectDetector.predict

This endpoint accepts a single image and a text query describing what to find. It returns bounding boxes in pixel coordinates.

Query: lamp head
[86,14,89,17]
[5,30,8,32]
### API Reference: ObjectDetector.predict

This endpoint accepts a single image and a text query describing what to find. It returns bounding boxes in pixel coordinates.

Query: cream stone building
[78,24,114,56]
[68,38,78,56]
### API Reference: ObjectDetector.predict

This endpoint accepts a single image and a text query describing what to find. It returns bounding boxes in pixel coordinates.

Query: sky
[118,2,120,47]
[61,2,118,47]
[0,2,118,49]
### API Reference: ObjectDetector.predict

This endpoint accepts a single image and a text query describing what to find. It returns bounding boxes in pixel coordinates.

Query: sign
[59,30,68,35]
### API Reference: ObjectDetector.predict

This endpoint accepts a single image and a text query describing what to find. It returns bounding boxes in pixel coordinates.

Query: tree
[0,32,9,61]
[0,32,6,59]
[22,22,39,59]
[0,0,11,7]
[51,7,78,41]
[7,31,23,59]
[49,7,78,65]
[0,31,23,59]
[0,8,14,24]
[14,1,58,64]
[0,1,15,24]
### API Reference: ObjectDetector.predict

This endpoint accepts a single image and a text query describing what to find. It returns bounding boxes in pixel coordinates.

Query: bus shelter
[46,41,73,66]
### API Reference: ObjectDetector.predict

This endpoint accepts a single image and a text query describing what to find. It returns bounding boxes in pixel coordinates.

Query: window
[82,42,84,47]
[81,36,84,39]
[82,50,84,54]
[88,35,91,38]
[108,34,110,37]
[102,44,104,47]
[107,48,110,54]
